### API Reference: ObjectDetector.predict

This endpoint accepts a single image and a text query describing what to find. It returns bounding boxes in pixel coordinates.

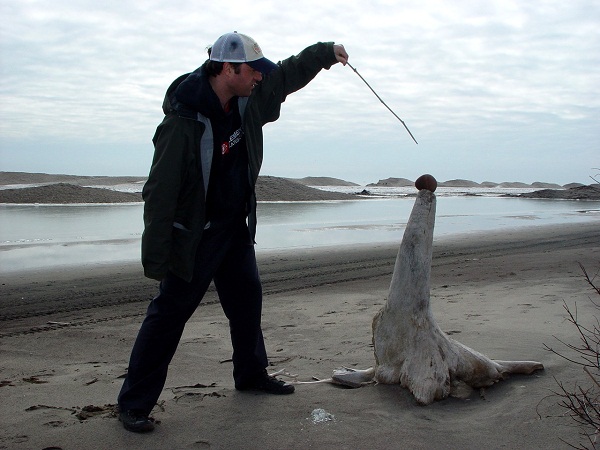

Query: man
[117,31,349,433]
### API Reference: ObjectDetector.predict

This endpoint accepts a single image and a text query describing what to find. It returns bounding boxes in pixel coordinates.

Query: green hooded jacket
[141,41,338,281]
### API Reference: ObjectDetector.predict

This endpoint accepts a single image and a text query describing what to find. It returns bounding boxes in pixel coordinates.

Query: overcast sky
[1,0,598,185]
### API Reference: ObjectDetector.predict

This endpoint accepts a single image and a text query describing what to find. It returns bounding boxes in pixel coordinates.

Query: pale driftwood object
[270,367,375,388]
[372,187,544,405]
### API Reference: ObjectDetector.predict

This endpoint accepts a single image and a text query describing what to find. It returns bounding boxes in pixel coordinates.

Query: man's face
[228,63,263,97]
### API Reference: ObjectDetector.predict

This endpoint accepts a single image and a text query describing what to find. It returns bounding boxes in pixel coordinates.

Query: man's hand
[333,44,348,65]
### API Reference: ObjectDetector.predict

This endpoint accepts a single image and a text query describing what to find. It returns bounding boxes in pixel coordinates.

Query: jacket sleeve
[253,41,338,124]
[141,115,187,280]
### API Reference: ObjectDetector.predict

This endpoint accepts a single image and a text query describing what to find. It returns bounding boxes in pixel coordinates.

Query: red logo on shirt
[221,142,229,155]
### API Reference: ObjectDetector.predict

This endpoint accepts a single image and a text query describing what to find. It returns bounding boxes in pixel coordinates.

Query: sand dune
[1,171,598,203]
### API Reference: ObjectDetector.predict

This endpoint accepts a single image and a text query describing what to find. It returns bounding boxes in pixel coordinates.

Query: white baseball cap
[209,32,278,75]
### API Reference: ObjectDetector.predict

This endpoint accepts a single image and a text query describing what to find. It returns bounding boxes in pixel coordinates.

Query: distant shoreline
[0,171,589,188]
[0,173,359,203]
[1,171,598,203]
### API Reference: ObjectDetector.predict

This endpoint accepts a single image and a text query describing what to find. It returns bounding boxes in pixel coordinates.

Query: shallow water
[1,189,599,273]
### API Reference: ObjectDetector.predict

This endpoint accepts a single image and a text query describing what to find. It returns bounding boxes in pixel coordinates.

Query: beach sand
[1,222,599,449]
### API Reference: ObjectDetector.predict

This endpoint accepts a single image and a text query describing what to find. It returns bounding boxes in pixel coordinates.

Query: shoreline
[2,220,599,277]
[1,222,599,449]
[2,172,599,203]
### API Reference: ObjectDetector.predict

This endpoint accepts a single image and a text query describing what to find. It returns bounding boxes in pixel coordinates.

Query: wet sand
[1,222,599,449]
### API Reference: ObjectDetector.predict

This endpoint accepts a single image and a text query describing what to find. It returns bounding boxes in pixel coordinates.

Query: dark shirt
[205,99,250,225]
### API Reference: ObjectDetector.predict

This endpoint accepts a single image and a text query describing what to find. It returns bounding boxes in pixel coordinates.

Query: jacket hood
[162,73,189,115]
[162,64,227,119]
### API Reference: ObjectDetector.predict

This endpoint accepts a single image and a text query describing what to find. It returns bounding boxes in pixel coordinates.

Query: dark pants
[118,223,267,415]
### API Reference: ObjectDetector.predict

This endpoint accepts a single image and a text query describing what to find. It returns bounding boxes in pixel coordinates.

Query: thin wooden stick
[348,62,418,144]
